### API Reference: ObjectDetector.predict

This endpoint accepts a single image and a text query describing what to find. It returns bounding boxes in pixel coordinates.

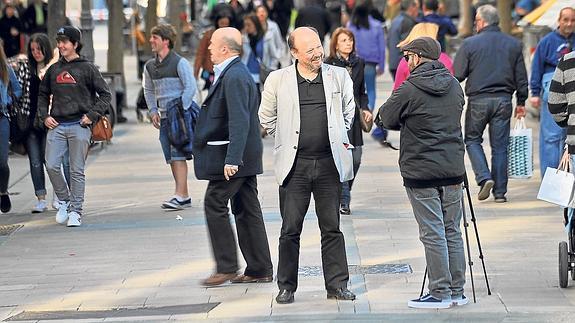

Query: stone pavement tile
[0,307,17,321]
[103,315,172,322]
[168,313,209,321]
[153,286,208,299]
[271,292,339,314]
[144,295,210,307]
[207,292,272,318]
[77,297,148,311]
[0,291,28,307]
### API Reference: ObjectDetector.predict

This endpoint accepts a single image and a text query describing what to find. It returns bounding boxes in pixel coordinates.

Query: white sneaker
[67,211,82,227]
[52,194,61,210]
[55,201,70,224]
[31,200,48,213]
[452,295,468,306]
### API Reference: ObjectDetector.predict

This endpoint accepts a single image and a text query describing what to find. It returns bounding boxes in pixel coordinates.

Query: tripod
[419,174,492,303]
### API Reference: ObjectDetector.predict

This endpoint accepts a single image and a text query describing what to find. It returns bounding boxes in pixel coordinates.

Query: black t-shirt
[296,66,332,159]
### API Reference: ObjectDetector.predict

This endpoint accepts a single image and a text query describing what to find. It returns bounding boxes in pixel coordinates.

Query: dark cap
[400,36,441,60]
[56,26,82,43]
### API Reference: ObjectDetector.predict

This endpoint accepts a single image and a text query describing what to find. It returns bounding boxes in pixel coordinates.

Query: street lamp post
[80,0,95,63]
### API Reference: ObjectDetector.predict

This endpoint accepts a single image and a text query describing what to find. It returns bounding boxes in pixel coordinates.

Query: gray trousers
[405,184,466,300]
[45,123,91,214]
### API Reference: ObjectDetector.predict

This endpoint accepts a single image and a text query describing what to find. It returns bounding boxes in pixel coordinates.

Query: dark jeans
[204,175,273,277]
[278,157,350,292]
[340,146,362,206]
[26,129,71,197]
[25,129,47,197]
[464,97,512,198]
[0,116,9,193]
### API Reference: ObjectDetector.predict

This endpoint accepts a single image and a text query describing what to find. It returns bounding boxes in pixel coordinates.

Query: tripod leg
[420,267,427,297]
[463,174,492,295]
[461,184,477,303]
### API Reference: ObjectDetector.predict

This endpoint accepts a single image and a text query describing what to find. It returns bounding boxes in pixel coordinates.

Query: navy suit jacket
[193,57,263,181]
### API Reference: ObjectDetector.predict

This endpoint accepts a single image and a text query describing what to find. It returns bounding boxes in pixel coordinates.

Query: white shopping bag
[508,118,533,179]
[537,151,575,207]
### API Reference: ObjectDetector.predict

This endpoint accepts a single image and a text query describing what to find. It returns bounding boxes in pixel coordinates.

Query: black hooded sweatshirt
[37,56,111,124]
[377,61,465,188]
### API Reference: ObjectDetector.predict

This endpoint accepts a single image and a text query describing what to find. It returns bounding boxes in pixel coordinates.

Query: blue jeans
[0,116,9,193]
[405,185,466,300]
[365,63,387,141]
[340,146,362,206]
[465,97,512,198]
[539,72,567,177]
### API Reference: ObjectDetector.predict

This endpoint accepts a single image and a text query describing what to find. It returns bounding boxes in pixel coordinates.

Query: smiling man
[142,24,197,211]
[259,26,356,304]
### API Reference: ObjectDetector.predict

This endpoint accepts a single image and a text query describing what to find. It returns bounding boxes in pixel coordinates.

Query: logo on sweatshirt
[56,71,77,84]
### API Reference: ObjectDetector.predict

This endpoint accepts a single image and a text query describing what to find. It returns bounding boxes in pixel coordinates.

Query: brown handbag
[359,108,373,133]
[91,116,113,142]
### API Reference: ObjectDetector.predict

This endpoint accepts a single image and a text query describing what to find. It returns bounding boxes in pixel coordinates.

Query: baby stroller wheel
[559,241,569,288]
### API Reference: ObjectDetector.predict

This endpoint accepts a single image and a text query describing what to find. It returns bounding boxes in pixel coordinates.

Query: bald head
[288,27,324,73]
[288,27,320,51]
[209,27,242,65]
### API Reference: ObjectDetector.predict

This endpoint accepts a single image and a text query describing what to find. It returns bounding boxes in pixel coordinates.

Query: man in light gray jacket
[259,26,356,304]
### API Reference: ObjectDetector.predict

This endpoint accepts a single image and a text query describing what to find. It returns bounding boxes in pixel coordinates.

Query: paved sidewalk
[2,68,575,322]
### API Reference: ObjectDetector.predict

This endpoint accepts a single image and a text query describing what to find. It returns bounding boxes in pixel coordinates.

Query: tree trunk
[168,0,184,53]
[458,0,473,37]
[107,0,124,73]
[498,0,513,34]
[144,0,158,56]
[47,0,67,48]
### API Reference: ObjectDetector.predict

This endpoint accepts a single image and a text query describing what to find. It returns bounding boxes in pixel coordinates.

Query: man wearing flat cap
[376,36,468,309]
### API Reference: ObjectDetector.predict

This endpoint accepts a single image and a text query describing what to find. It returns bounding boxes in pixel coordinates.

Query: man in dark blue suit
[193,27,273,287]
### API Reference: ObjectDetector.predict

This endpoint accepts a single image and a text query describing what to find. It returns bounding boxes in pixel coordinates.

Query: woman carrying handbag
[325,27,372,215]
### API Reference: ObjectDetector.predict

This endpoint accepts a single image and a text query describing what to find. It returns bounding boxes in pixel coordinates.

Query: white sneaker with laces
[67,211,82,227]
[55,201,70,224]
[32,199,48,213]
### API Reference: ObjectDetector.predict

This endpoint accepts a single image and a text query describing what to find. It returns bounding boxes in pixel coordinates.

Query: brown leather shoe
[201,273,237,286]
[230,274,273,283]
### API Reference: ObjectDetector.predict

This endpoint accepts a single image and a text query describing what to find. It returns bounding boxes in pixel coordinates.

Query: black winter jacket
[377,61,465,188]
[453,25,528,106]
[37,56,111,124]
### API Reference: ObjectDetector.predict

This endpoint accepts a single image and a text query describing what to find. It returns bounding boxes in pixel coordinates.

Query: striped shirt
[549,51,575,153]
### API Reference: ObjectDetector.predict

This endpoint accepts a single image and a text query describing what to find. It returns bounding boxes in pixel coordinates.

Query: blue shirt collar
[213,55,238,85]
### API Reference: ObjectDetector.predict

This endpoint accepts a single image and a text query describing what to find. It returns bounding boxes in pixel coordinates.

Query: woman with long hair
[16,33,69,213]
[325,27,372,215]
[0,41,22,213]
[241,13,279,90]
[347,0,390,147]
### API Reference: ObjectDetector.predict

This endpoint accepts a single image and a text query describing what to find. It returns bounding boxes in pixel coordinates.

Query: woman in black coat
[324,27,372,215]
[0,4,23,58]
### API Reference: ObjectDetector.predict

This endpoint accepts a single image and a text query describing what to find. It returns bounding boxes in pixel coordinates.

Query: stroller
[559,208,575,287]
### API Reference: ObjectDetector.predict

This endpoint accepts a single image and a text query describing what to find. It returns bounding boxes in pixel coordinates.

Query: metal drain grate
[298,264,412,276]
[0,224,23,236]
[5,303,220,321]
